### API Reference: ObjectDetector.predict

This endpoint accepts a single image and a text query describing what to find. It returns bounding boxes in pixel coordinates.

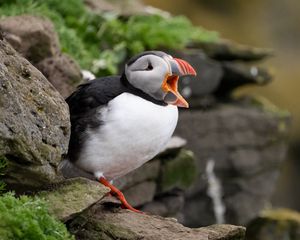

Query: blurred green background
[145,0,300,210]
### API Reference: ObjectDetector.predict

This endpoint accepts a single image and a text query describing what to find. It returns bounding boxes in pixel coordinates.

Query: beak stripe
[174,58,197,76]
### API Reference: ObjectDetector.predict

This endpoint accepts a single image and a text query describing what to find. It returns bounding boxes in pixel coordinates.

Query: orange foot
[98,177,143,214]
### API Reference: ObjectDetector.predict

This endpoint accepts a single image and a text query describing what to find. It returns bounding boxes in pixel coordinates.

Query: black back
[66,76,125,116]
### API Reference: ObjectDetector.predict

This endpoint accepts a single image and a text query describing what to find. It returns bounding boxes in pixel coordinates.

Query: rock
[39,177,109,221]
[171,48,273,104]
[175,102,290,226]
[67,202,246,240]
[36,54,83,97]
[0,15,83,98]
[122,181,156,207]
[114,160,160,190]
[203,224,246,240]
[159,192,185,216]
[215,62,272,98]
[189,39,273,62]
[141,201,169,216]
[84,0,149,16]
[183,193,216,227]
[142,190,186,218]
[0,15,60,63]
[159,149,197,192]
[246,209,300,240]
[0,39,70,192]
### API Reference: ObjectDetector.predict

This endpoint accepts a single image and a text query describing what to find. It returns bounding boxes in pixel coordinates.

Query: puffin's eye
[145,62,153,71]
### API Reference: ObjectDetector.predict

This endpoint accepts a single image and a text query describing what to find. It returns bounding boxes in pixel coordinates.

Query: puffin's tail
[58,159,95,180]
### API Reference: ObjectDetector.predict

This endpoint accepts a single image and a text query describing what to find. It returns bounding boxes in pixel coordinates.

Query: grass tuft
[0,192,74,240]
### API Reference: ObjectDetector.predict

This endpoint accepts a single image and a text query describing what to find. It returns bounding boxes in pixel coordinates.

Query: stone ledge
[39,177,110,221]
[67,202,246,240]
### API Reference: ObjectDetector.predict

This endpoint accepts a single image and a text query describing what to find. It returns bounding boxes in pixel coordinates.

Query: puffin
[60,51,196,213]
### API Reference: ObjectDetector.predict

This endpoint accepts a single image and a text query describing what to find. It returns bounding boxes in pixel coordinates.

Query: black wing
[66,76,126,163]
[66,76,125,116]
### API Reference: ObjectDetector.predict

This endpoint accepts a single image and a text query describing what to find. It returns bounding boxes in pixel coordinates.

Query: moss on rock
[159,149,197,192]
[39,177,110,221]
[0,39,70,192]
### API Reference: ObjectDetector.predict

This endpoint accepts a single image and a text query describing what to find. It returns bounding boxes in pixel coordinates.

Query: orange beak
[161,58,197,108]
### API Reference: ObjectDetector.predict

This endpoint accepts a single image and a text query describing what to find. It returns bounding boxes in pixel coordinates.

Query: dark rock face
[0,39,70,192]
[67,202,246,240]
[0,15,83,97]
[175,102,290,226]
[122,181,156,207]
[141,190,185,219]
[0,15,60,63]
[114,159,161,191]
[215,62,272,98]
[36,54,83,98]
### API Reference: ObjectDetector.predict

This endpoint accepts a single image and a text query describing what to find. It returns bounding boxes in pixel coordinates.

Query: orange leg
[98,177,143,214]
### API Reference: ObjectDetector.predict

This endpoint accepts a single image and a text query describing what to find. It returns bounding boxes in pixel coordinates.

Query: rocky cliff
[0,1,294,239]
[0,34,245,239]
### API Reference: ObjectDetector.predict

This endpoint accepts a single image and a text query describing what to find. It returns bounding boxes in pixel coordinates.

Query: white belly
[76,93,178,180]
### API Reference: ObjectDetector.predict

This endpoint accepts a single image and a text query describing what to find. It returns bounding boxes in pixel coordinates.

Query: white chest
[77,93,178,180]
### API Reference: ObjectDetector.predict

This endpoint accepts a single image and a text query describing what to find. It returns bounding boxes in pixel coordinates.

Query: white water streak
[206,159,226,224]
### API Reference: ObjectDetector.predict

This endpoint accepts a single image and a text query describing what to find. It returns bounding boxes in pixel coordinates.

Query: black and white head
[124,51,196,108]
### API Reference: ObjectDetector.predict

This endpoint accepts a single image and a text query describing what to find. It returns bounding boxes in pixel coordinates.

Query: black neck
[120,73,167,106]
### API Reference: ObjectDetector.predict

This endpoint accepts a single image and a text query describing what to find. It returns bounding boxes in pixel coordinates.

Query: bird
[60,51,196,213]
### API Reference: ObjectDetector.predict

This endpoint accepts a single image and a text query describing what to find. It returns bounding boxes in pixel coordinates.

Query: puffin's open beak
[161,58,196,108]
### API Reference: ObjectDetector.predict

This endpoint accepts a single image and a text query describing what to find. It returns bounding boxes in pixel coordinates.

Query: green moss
[0,0,218,76]
[160,149,197,192]
[39,178,109,220]
[0,192,74,240]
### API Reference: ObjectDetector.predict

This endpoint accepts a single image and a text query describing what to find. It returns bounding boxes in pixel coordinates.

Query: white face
[125,54,172,101]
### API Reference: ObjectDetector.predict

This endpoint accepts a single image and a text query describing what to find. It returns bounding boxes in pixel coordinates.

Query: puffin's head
[124,51,196,108]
